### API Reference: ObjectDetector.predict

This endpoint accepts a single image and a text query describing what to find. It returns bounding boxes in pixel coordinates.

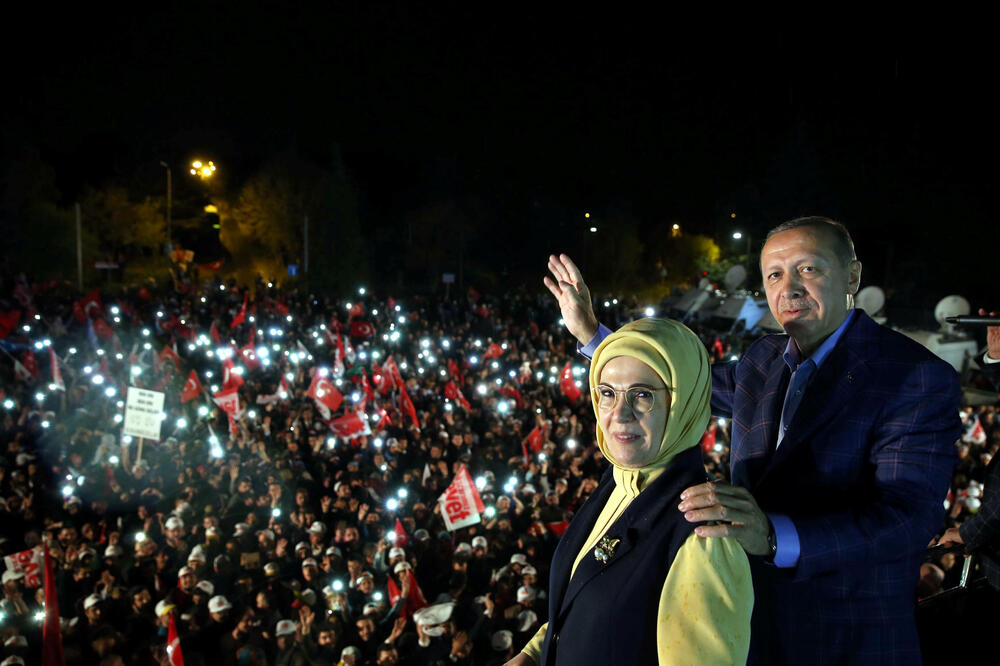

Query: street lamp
[733,231,752,273]
[190,160,217,178]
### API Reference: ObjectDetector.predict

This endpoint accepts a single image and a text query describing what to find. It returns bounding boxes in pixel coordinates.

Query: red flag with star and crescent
[559,362,582,402]
[181,371,202,403]
[230,294,248,329]
[49,348,65,391]
[307,374,343,420]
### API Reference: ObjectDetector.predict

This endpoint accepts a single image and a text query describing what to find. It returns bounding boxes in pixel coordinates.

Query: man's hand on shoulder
[543,254,599,345]
[678,481,771,556]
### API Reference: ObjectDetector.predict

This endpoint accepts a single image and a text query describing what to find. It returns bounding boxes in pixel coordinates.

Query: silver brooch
[593,536,620,564]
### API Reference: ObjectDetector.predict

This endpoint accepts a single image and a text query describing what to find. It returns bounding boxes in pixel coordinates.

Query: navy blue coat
[539,445,708,666]
[713,311,961,665]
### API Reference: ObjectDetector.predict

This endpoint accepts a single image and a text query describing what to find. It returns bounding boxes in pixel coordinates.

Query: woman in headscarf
[508,318,752,665]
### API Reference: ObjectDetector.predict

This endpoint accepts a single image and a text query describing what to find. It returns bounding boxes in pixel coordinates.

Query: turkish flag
[92,318,114,341]
[393,518,410,547]
[240,344,261,371]
[448,359,464,386]
[74,290,102,322]
[230,293,248,329]
[559,362,582,401]
[524,426,544,454]
[167,612,185,666]
[209,321,221,345]
[159,344,181,372]
[200,258,224,272]
[483,342,504,361]
[700,423,718,453]
[212,388,240,416]
[383,356,404,389]
[399,384,420,430]
[49,348,65,391]
[41,543,65,666]
[387,568,427,622]
[222,358,244,390]
[349,302,365,318]
[444,381,471,411]
[500,387,523,409]
[329,411,369,439]
[181,370,203,403]
[0,310,20,339]
[307,374,343,420]
[546,521,571,536]
[350,320,376,339]
[375,406,392,431]
[22,350,40,378]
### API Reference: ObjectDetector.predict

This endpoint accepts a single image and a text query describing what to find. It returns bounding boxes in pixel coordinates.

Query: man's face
[377,648,399,665]
[318,629,336,646]
[133,589,151,611]
[356,618,375,641]
[760,226,861,355]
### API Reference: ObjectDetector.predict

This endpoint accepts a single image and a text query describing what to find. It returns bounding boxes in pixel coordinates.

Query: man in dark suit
[544,217,962,665]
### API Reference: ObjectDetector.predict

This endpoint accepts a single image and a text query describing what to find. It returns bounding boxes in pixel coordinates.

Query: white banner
[438,467,486,531]
[124,387,165,440]
[4,547,43,588]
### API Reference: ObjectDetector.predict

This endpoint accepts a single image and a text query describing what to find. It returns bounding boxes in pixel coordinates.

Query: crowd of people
[0,268,994,666]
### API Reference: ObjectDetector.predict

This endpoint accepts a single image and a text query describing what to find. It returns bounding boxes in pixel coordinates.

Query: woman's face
[597,356,669,469]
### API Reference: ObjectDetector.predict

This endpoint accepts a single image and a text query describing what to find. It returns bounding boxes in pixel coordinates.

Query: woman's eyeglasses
[591,384,669,415]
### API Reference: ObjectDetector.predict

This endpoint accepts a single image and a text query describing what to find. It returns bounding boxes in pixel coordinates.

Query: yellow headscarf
[589,318,711,477]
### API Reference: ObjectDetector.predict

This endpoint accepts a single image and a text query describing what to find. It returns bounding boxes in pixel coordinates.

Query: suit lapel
[761,314,872,477]
[556,519,637,620]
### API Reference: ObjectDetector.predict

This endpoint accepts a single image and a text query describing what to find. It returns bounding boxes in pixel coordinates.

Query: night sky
[4,9,996,316]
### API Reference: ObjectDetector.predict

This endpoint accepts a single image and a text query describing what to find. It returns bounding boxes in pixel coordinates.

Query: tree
[80,186,165,254]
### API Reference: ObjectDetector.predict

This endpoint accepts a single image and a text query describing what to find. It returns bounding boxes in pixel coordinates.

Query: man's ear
[846,260,862,295]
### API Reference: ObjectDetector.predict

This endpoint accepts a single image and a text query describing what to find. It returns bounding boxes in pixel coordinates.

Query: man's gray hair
[765,216,856,266]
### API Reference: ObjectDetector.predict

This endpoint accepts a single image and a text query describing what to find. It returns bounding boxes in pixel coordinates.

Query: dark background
[2,7,995,322]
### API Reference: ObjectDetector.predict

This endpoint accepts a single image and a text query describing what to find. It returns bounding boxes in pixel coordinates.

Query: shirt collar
[783,309,858,373]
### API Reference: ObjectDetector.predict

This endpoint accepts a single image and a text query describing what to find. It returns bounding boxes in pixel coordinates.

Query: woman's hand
[503,654,536,666]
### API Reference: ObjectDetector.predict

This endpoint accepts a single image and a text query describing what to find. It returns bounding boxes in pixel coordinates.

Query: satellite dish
[855,286,885,315]
[934,295,971,328]
[724,265,747,291]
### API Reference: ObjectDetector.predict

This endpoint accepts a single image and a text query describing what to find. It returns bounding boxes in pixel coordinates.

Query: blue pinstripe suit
[713,310,961,665]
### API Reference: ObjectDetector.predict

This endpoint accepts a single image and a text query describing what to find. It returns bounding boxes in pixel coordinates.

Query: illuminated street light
[190,160,217,178]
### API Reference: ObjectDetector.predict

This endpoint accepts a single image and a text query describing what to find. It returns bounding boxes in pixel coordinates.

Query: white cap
[516,586,536,603]
[413,601,455,627]
[165,516,183,530]
[208,595,232,613]
[77,547,96,560]
[276,619,297,636]
[517,609,538,632]
[388,547,405,559]
[301,558,318,569]
[83,594,101,610]
[264,562,279,576]
[1,656,26,666]
[155,600,175,617]
[256,529,275,542]
[2,570,25,585]
[354,571,374,585]
[393,562,411,574]
[521,565,538,576]
[295,541,310,552]
[233,522,250,536]
[510,553,528,565]
[177,566,195,578]
[325,545,343,558]
[205,526,220,537]
[363,602,380,616]
[471,536,487,549]
[454,542,472,555]
[3,636,28,647]
[308,521,327,534]
[188,545,206,562]
[195,580,215,596]
[491,630,513,651]
[104,545,123,558]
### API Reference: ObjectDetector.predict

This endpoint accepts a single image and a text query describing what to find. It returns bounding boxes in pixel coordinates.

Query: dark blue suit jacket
[712,310,961,665]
